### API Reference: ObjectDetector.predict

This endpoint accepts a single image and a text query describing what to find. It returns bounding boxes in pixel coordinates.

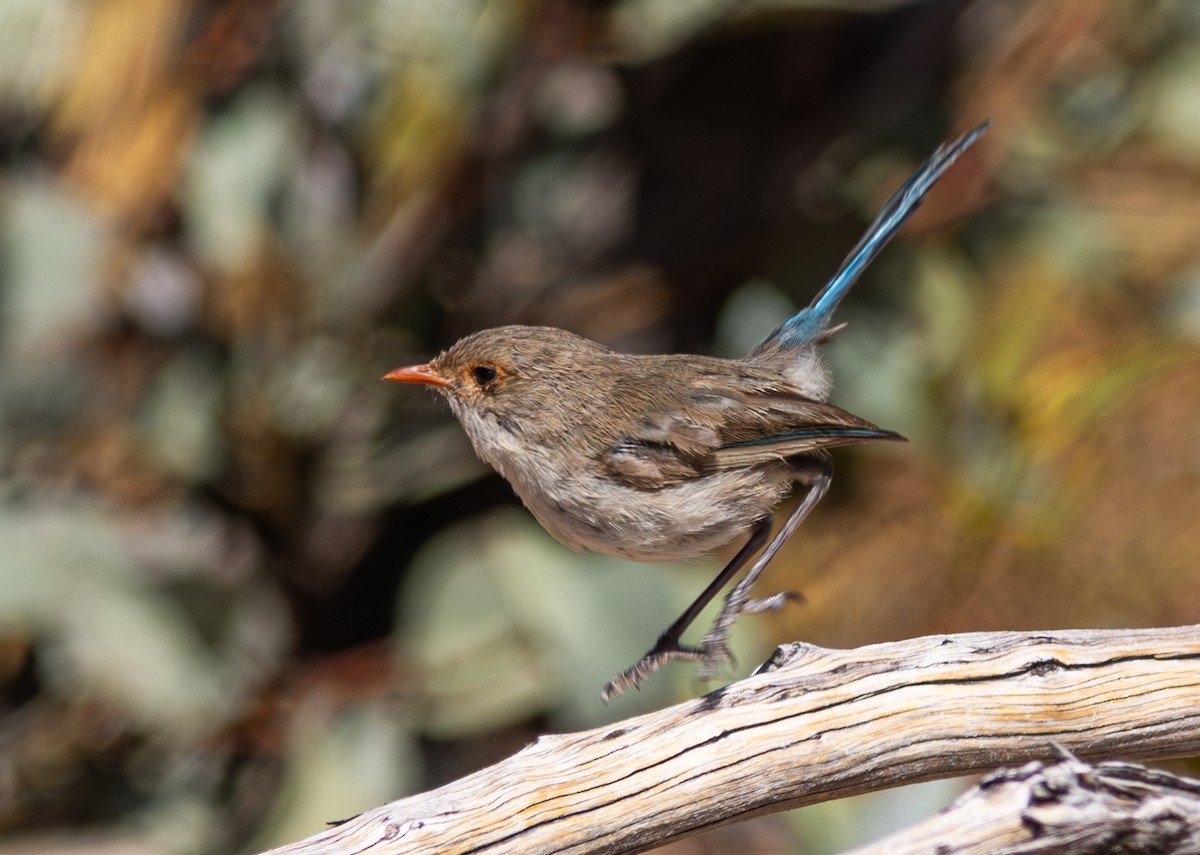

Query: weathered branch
[263,625,1200,855]
[845,752,1200,854]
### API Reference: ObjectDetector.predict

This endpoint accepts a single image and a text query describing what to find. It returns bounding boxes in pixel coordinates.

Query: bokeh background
[2,0,1199,852]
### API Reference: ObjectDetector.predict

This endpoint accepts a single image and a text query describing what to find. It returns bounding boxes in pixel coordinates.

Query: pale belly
[508,461,795,562]
[451,399,798,562]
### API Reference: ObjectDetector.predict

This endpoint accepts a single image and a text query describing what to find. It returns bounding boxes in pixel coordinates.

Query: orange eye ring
[471,364,498,387]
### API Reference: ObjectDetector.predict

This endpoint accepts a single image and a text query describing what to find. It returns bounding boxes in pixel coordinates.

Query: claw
[603,587,807,701]
[601,641,705,702]
[743,591,804,614]
[696,641,735,681]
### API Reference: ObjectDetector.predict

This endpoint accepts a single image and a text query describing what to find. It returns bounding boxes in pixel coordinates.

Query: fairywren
[387,122,989,700]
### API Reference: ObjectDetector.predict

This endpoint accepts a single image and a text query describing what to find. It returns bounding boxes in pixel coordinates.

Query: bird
[386,121,989,700]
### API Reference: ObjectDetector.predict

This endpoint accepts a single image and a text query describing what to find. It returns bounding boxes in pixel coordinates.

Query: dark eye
[471,364,498,387]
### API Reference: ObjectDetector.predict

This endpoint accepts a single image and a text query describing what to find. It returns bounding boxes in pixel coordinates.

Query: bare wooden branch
[262,625,1200,855]
[845,753,1200,854]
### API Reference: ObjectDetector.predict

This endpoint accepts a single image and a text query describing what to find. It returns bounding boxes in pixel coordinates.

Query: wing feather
[598,378,902,490]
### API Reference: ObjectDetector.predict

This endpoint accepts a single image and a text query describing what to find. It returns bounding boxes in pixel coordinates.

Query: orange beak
[383,363,449,387]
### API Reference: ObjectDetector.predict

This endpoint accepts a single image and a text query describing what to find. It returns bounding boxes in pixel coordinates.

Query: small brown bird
[387,123,988,700]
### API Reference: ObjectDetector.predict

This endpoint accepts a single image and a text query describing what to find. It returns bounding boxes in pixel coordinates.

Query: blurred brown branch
[261,625,1200,855]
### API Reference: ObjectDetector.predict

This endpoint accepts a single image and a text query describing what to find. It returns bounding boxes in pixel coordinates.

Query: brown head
[383,325,621,454]
[385,325,611,400]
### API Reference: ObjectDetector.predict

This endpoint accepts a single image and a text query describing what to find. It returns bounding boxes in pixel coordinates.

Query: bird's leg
[602,458,834,701]
[696,458,832,679]
[601,516,772,702]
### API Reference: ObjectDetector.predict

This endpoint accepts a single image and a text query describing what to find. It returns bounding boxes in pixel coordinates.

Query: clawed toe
[603,637,741,701]
[695,640,735,681]
[743,590,803,614]
[601,638,705,702]
[603,588,806,700]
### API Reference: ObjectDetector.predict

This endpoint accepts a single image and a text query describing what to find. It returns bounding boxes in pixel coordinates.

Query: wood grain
[846,753,1200,854]
[262,625,1200,855]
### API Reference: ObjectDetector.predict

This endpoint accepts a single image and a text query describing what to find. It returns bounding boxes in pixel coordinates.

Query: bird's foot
[695,639,736,682]
[602,633,733,702]
[694,589,803,680]
[602,590,804,701]
[602,635,704,702]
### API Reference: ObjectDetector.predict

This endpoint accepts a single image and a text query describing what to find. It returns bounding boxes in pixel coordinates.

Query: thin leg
[601,517,772,702]
[601,457,833,701]
[696,460,831,679]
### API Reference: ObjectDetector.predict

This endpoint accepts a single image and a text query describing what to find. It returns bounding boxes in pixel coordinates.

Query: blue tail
[758,120,990,351]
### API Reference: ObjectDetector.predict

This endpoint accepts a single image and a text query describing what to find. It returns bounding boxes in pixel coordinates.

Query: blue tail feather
[759,120,990,351]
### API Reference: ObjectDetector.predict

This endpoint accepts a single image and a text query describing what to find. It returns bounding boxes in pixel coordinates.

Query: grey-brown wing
[598,381,900,489]
[712,396,903,468]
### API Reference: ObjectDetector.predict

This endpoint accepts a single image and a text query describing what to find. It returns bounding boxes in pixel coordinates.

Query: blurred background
[2,0,1199,852]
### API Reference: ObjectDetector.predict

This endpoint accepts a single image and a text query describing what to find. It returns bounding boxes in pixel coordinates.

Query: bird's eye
[471,364,498,387]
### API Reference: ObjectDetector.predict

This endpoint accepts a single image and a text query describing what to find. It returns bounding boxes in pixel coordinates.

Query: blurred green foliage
[2,0,1200,853]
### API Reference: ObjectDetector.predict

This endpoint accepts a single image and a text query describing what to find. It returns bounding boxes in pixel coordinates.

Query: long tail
[756,120,990,352]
